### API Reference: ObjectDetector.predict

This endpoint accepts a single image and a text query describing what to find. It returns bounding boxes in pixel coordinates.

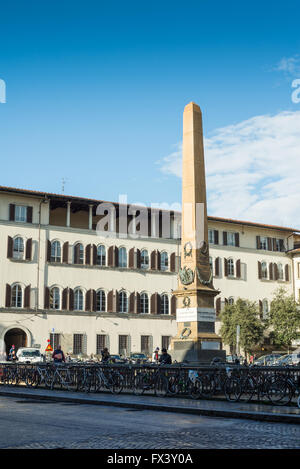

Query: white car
[16,348,42,364]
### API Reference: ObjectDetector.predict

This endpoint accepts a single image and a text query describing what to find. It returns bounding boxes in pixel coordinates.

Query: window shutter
[214,230,219,245]
[9,204,15,221]
[259,300,263,313]
[74,244,79,264]
[128,248,135,268]
[7,236,13,258]
[62,288,68,310]
[150,250,156,270]
[114,246,119,267]
[107,290,113,312]
[136,249,141,269]
[256,236,260,250]
[235,233,240,247]
[46,240,51,262]
[236,259,241,278]
[85,244,91,265]
[151,293,158,314]
[135,292,141,314]
[279,240,284,252]
[24,285,31,308]
[92,290,97,312]
[25,238,32,261]
[157,250,161,270]
[223,232,228,246]
[69,288,74,311]
[224,258,228,277]
[85,290,91,311]
[267,238,272,251]
[216,297,221,316]
[272,238,277,251]
[285,264,289,282]
[225,298,228,305]
[258,261,262,279]
[63,242,69,263]
[171,296,176,316]
[5,284,11,307]
[27,206,33,223]
[274,263,278,280]
[215,257,220,276]
[129,292,135,313]
[92,244,97,265]
[44,287,50,309]
[114,290,119,312]
[269,263,274,280]
[170,253,176,272]
[108,246,114,267]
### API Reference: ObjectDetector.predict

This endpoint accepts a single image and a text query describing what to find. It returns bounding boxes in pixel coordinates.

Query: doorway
[4,328,27,358]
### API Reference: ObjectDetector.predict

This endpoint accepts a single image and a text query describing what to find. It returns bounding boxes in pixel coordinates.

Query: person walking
[52,344,66,363]
[152,347,160,362]
[159,348,172,365]
[101,347,110,363]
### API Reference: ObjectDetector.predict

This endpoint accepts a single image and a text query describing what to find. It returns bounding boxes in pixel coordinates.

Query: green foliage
[220,298,266,354]
[269,287,300,347]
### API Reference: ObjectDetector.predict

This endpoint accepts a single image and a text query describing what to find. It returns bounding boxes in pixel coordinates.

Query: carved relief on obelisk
[170,102,224,362]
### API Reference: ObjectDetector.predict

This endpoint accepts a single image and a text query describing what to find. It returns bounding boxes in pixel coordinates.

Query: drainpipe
[36,196,48,312]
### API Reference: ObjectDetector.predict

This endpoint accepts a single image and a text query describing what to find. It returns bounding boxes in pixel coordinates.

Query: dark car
[109,354,127,364]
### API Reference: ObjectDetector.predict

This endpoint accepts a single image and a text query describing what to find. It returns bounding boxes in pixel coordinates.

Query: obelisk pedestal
[169,102,225,364]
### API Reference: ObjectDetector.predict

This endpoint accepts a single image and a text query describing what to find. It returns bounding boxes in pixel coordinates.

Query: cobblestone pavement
[0,396,299,449]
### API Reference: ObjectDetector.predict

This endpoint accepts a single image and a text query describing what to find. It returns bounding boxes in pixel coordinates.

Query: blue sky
[0,1,300,227]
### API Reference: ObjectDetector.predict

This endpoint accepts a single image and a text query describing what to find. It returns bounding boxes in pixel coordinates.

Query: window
[228,297,234,305]
[160,294,169,315]
[262,299,269,319]
[50,333,61,350]
[74,289,84,311]
[140,249,149,269]
[11,284,22,308]
[118,247,127,268]
[96,335,107,355]
[74,243,84,264]
[141,336,151,355]
[260,237,267,250]
[73,334,84,355]
[208,230,214,244]
[96,290,106,312]
[278,263,284,280]
[227,232,236,246]
[51,241,61,263]
[15,205,27,222]
[50,287,60,310]
[140,293,149,314]
[160,252,168,271]
[13,237,24,259]
[261,262,268,279]
[119,335,129,356]
[162,336,171,350]
[227,259,234,276]
[119,291,128,313]
[97,245,106,266]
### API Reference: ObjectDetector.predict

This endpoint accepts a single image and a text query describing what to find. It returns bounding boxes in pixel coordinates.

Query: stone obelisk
[170,102,224,363]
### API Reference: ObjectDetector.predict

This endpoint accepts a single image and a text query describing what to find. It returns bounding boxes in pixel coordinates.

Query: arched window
[11,284,22,308]
[50,287,60,310]
[74,289,84,310]
[140,250,149,269]
[228,297,234,305]
[97,245,106,266]
[51,241,61,263]
[160,294,169,314]
[13,237,24,259]
[160,252,168,271]
[118,247,127,268]
[119,291,128,313]
[96,290,106,312]
[278,263,284,280]
[140,293,149,314]
[262,299,269,319]
[227,258,234,276]
[74,243,84,264]
[261,262,268,279]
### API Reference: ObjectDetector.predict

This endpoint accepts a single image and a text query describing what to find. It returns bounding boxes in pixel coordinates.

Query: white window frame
[140,292,149,314]
[11,284,23,308]
[118,247,127,268]
[140,249,149,269]
[74,289,84,311]
[160,294,169,315]
[13,237,24,260]
[15,205,27,223]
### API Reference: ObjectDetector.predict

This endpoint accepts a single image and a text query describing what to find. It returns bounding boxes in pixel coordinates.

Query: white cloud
[159,111,300,229]
[274,55,300,76]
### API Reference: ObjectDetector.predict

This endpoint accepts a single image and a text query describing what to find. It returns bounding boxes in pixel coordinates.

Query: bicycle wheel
[189,378,202,400]
[167,375,179,396]
[198,374,215,399]
[240,376,255,402]
[154,375,168,397]
[111,371,124,394]
[25,369,37,388]
[224,377,241,402]
[267,378,292,406]
[133,373,146,396]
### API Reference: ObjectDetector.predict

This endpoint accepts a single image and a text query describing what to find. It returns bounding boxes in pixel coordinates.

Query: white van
[17,348,42,364]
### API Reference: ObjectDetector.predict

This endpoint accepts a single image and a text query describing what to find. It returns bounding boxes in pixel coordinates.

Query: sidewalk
[0,385,300,424]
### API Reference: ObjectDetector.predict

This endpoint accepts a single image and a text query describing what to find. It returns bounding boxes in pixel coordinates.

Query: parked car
[253,354,283,366]
[109,354,127,364]
[129,353,149,364]
[226,355,244,363]
[16,347,42,364]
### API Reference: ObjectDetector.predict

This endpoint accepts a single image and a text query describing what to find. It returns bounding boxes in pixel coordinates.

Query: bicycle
[133,366,168,397]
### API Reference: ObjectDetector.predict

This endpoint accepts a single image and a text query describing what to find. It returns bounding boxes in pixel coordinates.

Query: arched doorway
[4,328,27,358]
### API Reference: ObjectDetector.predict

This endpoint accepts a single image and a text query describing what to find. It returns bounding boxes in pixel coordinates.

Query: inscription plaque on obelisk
[170,102,225,363]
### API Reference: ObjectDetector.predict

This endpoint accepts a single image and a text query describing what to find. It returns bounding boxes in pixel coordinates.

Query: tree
[269,287,300,349]
[220,298,266,357]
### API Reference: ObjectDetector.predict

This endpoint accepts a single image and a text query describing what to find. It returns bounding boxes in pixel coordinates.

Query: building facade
[0,185,299,359]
